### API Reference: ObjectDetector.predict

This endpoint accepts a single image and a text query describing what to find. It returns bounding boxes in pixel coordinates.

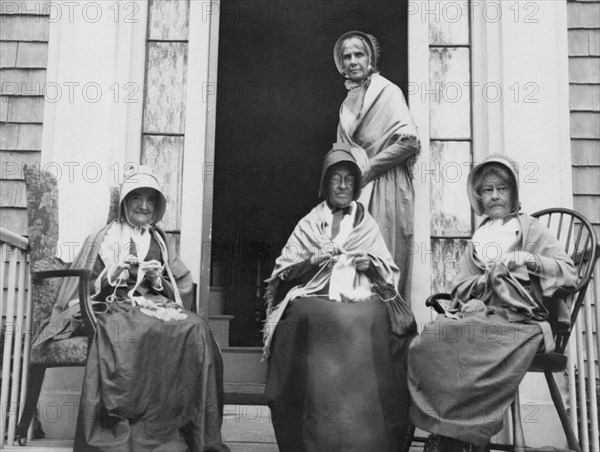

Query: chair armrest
[32,268,97,340]
[425,293,452,314]
[32,268,91,282]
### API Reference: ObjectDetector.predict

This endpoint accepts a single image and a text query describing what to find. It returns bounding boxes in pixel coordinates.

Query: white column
[42,1,147,259]
[408,1,434,327]
[472,1,573,209]
[180,1,220,312]
[472,1,572,447]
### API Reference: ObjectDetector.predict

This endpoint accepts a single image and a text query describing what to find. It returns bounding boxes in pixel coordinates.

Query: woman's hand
[310,244,341,266]
[108,262,130,284]
[140,259,164,286]
[350,251,370,272]
[502,251,539,272]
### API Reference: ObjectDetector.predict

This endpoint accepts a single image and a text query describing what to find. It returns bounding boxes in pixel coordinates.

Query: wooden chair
[405,208,599,452]
[13,166,101,445]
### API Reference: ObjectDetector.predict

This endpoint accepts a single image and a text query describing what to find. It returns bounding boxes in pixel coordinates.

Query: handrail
[0,227,28,250]
[1,230,31,449]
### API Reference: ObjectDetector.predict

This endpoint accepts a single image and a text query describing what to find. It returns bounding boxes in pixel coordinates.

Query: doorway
[211,0,409,347]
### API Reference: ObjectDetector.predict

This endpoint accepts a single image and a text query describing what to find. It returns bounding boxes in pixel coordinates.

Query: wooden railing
[0,227,32,449]
[568,255,600,451]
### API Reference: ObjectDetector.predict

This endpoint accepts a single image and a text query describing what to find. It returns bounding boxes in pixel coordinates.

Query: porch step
[222,346,267,405]
[222,346,267,384]
[0,439,72,451]
[225,383,266,405]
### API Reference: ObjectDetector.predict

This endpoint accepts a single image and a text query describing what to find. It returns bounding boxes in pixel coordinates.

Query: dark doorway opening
[211,0,409,346]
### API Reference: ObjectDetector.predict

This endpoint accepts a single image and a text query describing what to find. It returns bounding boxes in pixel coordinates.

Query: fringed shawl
[263,201,398,356]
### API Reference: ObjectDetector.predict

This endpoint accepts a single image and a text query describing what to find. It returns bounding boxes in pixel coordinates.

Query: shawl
[34,220,193,344]
[263,201,399,355]
[451,213,578,352]
[337,73,420,186]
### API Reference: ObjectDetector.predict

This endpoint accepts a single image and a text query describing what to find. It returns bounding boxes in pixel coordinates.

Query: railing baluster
[567,337,579,440]
[583,284,599,451]
[0,246,19,448]
[575,313,589,450]
[0,244,8,339]
[19,259,33,443]
[7,252,27,445]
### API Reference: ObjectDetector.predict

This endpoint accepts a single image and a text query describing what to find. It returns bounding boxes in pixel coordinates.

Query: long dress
[264,201,417,451]
[408,213,577,445]
[337,73,420,300]
[36,221,228,452]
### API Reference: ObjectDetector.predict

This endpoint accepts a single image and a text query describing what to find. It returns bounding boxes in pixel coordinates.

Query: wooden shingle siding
[0,0,49,236]
[568,29,600,56]
[568,0,600,235]
[572,140,600,165]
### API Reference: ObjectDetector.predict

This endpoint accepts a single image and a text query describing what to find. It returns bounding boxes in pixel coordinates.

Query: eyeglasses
[329,175,356,186]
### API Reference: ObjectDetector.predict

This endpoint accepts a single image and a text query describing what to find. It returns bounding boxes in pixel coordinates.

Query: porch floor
[1,405,425,451]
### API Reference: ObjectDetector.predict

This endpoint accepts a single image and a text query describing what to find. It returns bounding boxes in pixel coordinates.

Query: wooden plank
[0,0,50,15]
[0,69,46,95]
[571,112,600,139]
[0,42,18,68]
[224,383,267,405]
[0,228,28,250]
[569,57,600,84]
[148,0,190,40]
[567,2,600,29]
[571,140,600,166]
[569,84,600,111]
[3,96,45,123]
[222,347,267,385]
[574,195,600,223]
[0,439,72,451]
[572,167,600,194]
[6,252,27,443]
[16,42,49,68]
[0,15,50,41]
[0,208,27,236]
[143,42,188,134]
[222,404,275,444]
[0,151,40,180]
[568,30,600,57]
[141,135,184,231]
[0,180,26,207]
[428,0,469,46]
[429,47,471,139]
[430,140,471,236]
[0,248,19,445]
[0,123,43,150]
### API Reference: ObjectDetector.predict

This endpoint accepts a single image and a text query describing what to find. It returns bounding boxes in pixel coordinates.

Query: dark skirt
[74,301,228,452]
[266,296,415,452]
[408,311,543,445]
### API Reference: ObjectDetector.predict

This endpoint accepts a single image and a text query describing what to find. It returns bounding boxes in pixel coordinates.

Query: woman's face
[327,165,356,208]
[341,38,370,82]
[480,174,513,220]
[125,188,158,227]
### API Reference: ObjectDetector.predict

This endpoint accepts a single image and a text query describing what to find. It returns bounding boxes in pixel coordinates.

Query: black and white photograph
[1,0,599,451]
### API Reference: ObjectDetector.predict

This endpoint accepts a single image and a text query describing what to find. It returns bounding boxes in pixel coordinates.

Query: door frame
[180,1,221,318]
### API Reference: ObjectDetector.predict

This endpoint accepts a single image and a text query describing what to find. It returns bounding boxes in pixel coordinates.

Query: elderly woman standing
[334,30,420,299]
[408,155,577,451]
[35,166,228,452]
[264,143,416,452]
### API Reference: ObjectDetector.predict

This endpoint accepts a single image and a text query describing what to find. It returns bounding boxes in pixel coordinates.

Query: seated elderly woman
[34,167,228,452]
[408,154,578,451]
[264,143,417,452]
